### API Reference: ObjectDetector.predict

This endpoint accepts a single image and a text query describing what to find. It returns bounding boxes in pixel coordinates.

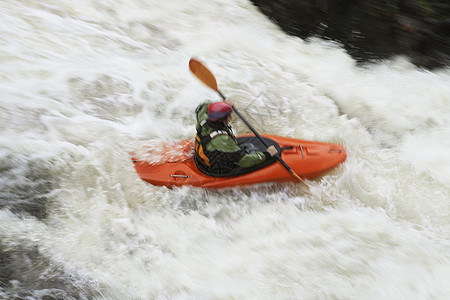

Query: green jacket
[195,102,269,170]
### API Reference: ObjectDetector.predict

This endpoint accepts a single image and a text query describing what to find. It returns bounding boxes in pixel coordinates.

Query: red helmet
[207,102,232,121]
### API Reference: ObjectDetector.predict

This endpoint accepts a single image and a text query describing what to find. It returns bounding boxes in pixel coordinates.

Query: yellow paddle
[189,58,310,189]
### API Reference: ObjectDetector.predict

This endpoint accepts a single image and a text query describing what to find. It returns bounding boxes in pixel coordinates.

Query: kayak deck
[132,134,346,188]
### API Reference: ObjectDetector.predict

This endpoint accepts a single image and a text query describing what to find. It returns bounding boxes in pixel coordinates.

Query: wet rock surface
[251,0,450,69]
[0,154,54,220]
[0,244,96,299]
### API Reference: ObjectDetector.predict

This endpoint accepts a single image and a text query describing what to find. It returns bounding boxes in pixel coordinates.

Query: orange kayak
[132,134,346,189]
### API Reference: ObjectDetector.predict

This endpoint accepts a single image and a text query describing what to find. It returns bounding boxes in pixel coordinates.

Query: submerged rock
[251,0,450,69]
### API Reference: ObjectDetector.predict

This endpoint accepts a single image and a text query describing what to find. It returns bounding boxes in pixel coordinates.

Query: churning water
[1,0,449,299]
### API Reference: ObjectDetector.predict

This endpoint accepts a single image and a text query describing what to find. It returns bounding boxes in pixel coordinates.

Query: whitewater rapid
[1,0,449,299]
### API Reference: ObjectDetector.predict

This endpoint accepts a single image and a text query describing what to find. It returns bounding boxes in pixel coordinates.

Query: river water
[1,0,449,299]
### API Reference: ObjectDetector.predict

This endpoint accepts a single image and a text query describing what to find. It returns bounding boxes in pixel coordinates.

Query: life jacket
[194,119,244,175]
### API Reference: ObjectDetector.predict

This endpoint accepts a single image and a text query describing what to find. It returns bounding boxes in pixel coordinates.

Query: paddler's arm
[237,152,269,167]
[195,101,213,127]
[207,136,278,168]
[237,145,278,168]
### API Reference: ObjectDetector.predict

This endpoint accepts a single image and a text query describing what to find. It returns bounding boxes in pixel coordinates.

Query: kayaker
[194,99,278,175]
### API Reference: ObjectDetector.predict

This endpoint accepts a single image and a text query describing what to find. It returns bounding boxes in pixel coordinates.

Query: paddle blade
[289,169,310,190]
[189,58,218,92]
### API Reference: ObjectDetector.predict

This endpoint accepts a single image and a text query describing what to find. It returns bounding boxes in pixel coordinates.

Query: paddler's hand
[224,98,234,107]
[266,145,278,157]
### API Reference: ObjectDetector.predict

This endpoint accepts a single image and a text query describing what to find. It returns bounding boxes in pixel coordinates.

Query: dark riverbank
[251,0,450,69]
